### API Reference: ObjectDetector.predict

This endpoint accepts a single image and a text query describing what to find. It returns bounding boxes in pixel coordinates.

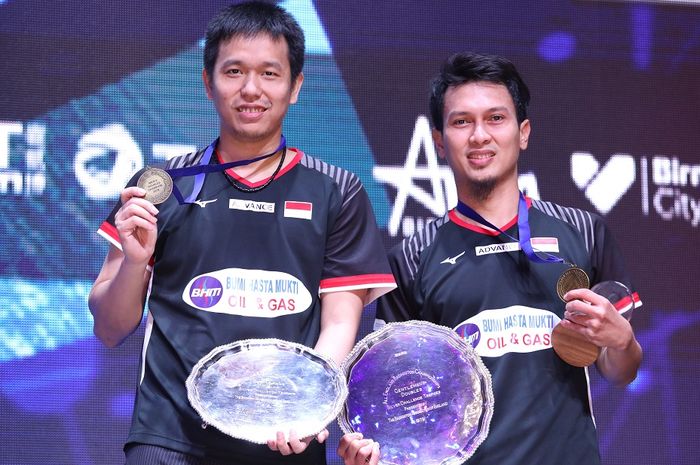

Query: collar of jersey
[214,148,303,188]
[449,195,533,235]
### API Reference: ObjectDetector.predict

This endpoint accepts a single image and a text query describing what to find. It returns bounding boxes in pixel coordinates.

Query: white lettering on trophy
[381,369,446,424]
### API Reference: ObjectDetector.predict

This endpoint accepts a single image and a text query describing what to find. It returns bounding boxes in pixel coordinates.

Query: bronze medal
[551,324,600,367]
[556,266,590,301]
[137,167,173,205]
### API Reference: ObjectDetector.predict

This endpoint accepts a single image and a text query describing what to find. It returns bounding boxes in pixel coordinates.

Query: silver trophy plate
[186,338,347,444]
[339,321,494,465]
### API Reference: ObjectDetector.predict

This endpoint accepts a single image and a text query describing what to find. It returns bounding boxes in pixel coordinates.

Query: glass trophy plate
[591,280,636,320]
[186,338,347,444]
[339,321,494,465]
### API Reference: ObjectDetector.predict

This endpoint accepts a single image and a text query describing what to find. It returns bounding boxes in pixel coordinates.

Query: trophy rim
[186,337,348,444]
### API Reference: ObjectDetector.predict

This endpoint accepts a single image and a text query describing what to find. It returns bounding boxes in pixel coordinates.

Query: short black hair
[429,52,530,132]
[204,1,305,82]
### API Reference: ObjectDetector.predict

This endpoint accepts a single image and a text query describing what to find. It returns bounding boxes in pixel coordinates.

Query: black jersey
[98,147,395,464]
[376,198,641,465]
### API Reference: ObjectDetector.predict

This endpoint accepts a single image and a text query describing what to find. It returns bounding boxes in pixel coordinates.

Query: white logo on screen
[71,123,195,201]
[571,152,636,214]
[571,152,700,227]
[0,121,46,197]
[73,124,143,200]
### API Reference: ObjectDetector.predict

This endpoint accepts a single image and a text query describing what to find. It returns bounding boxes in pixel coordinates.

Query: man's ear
[519,119,531,150]
[202,68,213,100]
[289,72,304,104]
[433,128,446,159]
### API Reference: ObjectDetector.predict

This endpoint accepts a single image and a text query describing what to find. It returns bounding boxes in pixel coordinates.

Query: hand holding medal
[553,281,637,367]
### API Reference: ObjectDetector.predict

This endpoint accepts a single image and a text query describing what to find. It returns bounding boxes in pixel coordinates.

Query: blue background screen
[1,1,699,464]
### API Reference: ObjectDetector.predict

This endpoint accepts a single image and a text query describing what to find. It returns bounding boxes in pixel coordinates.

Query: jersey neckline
[215,148,303,188]
[448,196,533,235]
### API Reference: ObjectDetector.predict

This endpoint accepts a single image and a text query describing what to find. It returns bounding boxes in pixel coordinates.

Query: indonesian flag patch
[284,201,313,220]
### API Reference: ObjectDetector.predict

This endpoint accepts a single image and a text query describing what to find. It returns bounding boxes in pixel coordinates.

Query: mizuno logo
[440,251,465,265]
[571,152,636,215]
[194,199,217,208]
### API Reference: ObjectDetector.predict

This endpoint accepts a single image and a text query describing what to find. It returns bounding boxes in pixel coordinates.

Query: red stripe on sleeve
[320,274,396,290]
[99,221,120,243]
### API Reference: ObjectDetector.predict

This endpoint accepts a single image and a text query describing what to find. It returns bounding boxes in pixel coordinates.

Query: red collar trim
[215,148,302,188]
[448,196,533,235]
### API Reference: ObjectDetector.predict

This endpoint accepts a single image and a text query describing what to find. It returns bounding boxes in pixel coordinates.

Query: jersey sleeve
[318,175,396,305]
[374,239,422,326]
[590,214,642,314]
[96,168,147,251]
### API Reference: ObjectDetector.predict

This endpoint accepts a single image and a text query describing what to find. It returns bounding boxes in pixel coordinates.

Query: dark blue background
[1,1,699,464]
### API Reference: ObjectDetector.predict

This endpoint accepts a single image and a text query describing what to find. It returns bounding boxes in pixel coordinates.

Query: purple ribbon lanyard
[455,192,564,265]
[166,136,286,204]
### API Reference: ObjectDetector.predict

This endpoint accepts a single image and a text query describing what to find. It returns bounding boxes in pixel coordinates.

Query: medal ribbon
[455,192,565,265]
[166,136,286,204]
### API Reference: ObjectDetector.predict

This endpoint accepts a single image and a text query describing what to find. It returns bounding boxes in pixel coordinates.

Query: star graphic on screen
[373,116,455,237]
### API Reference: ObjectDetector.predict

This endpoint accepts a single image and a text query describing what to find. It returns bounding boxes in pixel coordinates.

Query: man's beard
[470,177,498,202]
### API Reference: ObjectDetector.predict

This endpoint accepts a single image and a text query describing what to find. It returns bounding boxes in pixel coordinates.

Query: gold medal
[552,265,597,366]
[137,167,173,205]
[556,266,589,301]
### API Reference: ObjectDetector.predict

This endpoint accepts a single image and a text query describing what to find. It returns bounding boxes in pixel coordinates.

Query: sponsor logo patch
[454,323,481,348]
[475,237,559,256]
[183,268,312,317]
[188,276,224,309]
[229,199,275,213]
[454,306,560,357]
